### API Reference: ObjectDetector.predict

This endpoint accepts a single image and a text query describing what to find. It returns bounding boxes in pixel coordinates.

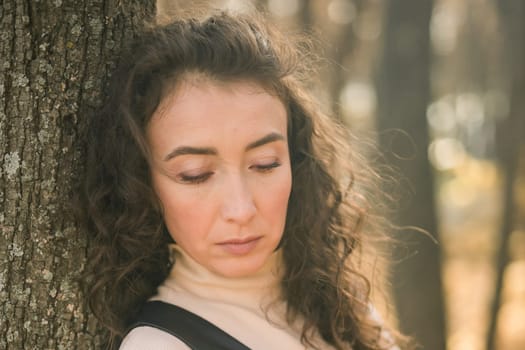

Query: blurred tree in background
[375,0,446,349]
[488,1,525,349]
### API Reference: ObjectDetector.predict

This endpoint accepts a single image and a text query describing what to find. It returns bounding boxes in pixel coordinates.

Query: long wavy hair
[81,9,402,350]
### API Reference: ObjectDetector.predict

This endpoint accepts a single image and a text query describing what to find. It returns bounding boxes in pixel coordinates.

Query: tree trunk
[0,0,154,348]
[375,1,446,349]
[487,1,525,349]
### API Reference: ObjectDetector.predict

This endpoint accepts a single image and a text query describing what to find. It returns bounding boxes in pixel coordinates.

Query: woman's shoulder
[119,326,191,350]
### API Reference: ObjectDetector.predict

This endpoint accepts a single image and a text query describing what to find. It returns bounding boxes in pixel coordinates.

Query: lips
[216,236,261,255]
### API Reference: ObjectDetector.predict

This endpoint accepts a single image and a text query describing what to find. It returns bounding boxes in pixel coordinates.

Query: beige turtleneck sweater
[120,245,333,350]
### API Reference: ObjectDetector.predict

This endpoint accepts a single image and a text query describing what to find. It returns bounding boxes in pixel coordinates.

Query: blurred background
[158,1,524,349]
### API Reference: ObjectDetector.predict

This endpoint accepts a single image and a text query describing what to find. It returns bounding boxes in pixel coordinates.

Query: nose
[221,173,256,224]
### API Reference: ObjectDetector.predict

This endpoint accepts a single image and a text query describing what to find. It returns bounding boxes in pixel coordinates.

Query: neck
[167,244,283,300]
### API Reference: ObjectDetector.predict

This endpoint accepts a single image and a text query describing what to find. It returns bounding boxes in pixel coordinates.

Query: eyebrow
[163,132,285,161]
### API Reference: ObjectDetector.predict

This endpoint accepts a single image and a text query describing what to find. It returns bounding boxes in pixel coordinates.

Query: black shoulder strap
[128,301,251,350]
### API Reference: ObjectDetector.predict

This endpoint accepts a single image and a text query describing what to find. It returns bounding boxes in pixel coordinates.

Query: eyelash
[177,162,281,184]
[178,172,214,184]
[251,161,281,172]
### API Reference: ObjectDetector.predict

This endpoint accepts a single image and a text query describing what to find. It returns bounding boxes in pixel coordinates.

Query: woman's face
[147,79,292,278]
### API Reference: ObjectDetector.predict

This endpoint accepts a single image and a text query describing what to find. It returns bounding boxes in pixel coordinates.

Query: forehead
[147,79,288,144]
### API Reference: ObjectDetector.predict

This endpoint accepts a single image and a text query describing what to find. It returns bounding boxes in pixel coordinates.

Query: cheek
[257,171,292,222]
[154,179,215,243]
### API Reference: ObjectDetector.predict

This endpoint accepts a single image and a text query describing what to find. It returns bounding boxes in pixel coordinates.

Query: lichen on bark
[0,0,155,348]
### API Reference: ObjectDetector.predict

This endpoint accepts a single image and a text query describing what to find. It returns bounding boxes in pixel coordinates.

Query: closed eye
[251,161,281,173]
[177,172,214,184]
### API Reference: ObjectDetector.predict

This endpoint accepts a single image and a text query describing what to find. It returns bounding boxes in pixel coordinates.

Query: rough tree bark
[0,0,154,348]
[375,1,446,349]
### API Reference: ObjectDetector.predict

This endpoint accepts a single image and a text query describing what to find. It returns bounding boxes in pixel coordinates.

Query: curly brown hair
[81,9,402,350]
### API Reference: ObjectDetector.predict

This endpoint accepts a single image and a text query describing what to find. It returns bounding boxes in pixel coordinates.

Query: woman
[82,9,404,350]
